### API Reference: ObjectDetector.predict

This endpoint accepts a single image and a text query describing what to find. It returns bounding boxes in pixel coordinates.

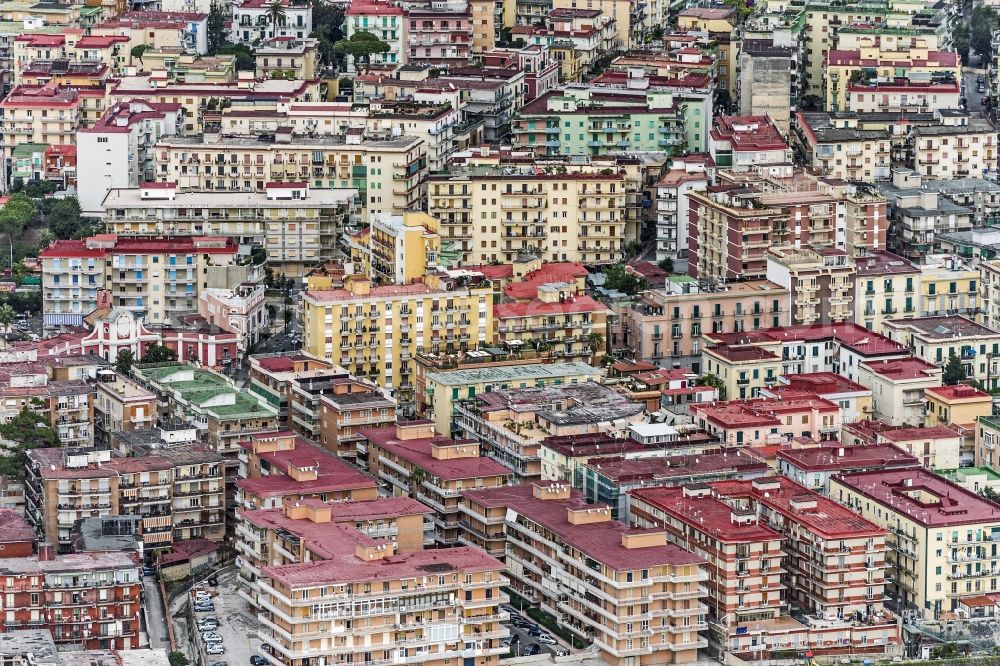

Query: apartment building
[691,394,842,447]
[363,420,511,545]
[873,426,962,470]
[132,363,279,456]
[858,357,943,426]
[253,37,320,80]
[25,446,224,554]
[688,174,887,281]
[152,132,425,217]
[622,280,789,373]
[283,370,379,443]
[845,81,961,114]
[495,285,609,363]
[832,468,1000,619]
[883,316,1000,385]
[631,481,899,657]
[102,182,357,277]
[231,0,311,43]
[76,100,182,215]
[911,118,997,181]
[255,535,508,666]
[701,344,782,401]
[198,283,269,353]
[925,384,992,428]
[460,482,709,665]
[235,496,429,608]
[0,84,80,176]
[427,165,626,266]
[407,3,473,65]
[776,443,918,494]
[301,275,494,411]
[709,115,793,172]
[317,380,396,460]
[419,361,599,436]
[794,111,896,182]
[41,235,242,329]
[343,0,406,72]
[884,187,974,262]
[247,352,339,426]
[854,251,920,333]
[766,246,856,325]
[917,255,980,319]
[0,549,141,649]
[235,430,377,511]
[454,381,644,481]
[654,154,713,261]
[93,372,156,449]
[761,373,872,423]
[824,46,960,111]
[360,212,443,285]
[975,415,1000,471]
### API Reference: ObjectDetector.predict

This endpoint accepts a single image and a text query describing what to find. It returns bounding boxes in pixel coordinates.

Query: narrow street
[142,574,172,651]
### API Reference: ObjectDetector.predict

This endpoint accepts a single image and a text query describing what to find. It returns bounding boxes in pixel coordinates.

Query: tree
[116,349,135,376]
[167,652,189,666]
[0,194,37,268]
[266,0,286,36]
[0,405,60,481]
[0,305,14,333]
[657,258,674,273]
[696,373,726,401]
[131,44,149,62]
[207,2,229,53]
[141,345,177,363]
[333,31,391,73]
[943,352,968,385]
[970,6,1000,60]
[602,264,647,296]
[587,332,605,365]
[311,0,345,65]
[47,197,90,240]
[930,643,961,660]
[37,230,55,251]
[982,486,1000,504]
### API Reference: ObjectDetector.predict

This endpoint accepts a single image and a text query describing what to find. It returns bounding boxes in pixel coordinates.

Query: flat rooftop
[586,452,767,483]
[462,484,704,571]
[630,486,781,543]
[362,427,512,480]
[476,381,645,427]
[835,468,1000,527]
[103,186,357,208]
[776,443,918,472]
[424,361,598,387]
[886,315,999,339]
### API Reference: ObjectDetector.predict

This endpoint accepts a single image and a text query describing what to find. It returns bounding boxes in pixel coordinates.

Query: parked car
[500,638,512,648]
[538,634,557,645]
[521,644,540,656]
[202,633,223,643]
[198,620,220,631]
[207,575,219,586]
[527,627,543,637]
[512,619,532,629]
[193,590,212,600]
[194,604,216,613]
[250,657,269,666]
[206,645,226,656]
[210,661,227,666]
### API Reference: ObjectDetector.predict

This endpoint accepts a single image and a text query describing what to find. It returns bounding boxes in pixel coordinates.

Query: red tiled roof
[238,437,376,499]
[630,486,779,543]
[925,384,990,401]
[694,395,840,429]
[158,538,219,565]
[495,295,607,318]
[40,236,238,258]
[879,425,961,442]
[861,356,940,380]
[0,509,35,545]
[362,426,512,480]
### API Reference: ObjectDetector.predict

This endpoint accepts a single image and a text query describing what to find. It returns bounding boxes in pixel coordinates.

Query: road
[963,70,988,116]
[142,574,172,650]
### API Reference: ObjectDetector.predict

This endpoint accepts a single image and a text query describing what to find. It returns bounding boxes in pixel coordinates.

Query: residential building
[917,255,980,319]
[874,425,962,470]
[761,372,873,423]
[454,381,645,481]
[247,352,345,425]
[361,212,443,285]
[317,380,396,460]
[883,316,1000,385]
[831,468,1000,619]
[363,420,512,545]
[255,532,508,666]
[701,344,782,400]
[132,363,279,456]
[406,3,473,65]
[460,482,709,664]
[691,394,843,447]
[93,371,157,449]
[776,443,918,494]
[427,164,626,266]
[766,246,856,325]
[419,362,599,437]
[975,415,1000,471]
[495,285,609,363]
[709,115,793,172]
[793,111,896,182]
[854,250,921,333]
[654,154,713,261]
[0,549,141,649]
[301,274,494,413]
[235,496,430,608]
[622,279,789,373]
[858,357,943,426]
[102,182,358,277]
[0,84,80,182]
[235,430,377,511]
[41,235,244,329]
[824,48,960,111]
[539,432,649,486]
[925,384,993,428]
[343,0,405,72]
[581,454,769,520]
[76,100,181,215]
[91,11,209,56]
[845,81,961,114]
[231,0,312,44]
[738,39,794,136]
[253,37,319,80]
[630,480,900,658]
[197,284,269,353]
[911,117,997,181]
[151,132,422,217]
[0,363,94,449]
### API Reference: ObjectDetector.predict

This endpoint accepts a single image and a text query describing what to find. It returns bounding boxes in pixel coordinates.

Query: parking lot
[172,567,261,666]
[501,604,571,658]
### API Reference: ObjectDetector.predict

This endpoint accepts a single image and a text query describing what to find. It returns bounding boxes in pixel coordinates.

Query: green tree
[982,486,1000,503]
[0,194,37,268]
[587,332,605,365]
[207,2,229,53]
[602,264,647,296]
[36,230,55,251]
[943,352,968,385]
[47,197,89,240]
[333,31,391,73]
[310,0,345,65]
[970,6,1000,60]
[266,0,286,35]
[0,304,14,332]
[131,44,149,62]
[167,652,189,666]
[116,349,135,376]
[696,373,726,401]
[0,405,59,481]
[657,258,674,273]
[141,345,177,363]
[930,643,961,660]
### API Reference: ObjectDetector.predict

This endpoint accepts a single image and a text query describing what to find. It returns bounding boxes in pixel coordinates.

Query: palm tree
[266,0,286,37]
[0,305,15,333]
[587,332,605,365]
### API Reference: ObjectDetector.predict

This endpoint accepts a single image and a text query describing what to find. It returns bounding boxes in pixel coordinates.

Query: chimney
[37,543,55,561]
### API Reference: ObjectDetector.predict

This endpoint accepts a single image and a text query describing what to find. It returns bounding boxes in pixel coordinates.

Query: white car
[193,591,212,601]
[538,634,558,645]
[206,644,225,656]
[202,633,223,643]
